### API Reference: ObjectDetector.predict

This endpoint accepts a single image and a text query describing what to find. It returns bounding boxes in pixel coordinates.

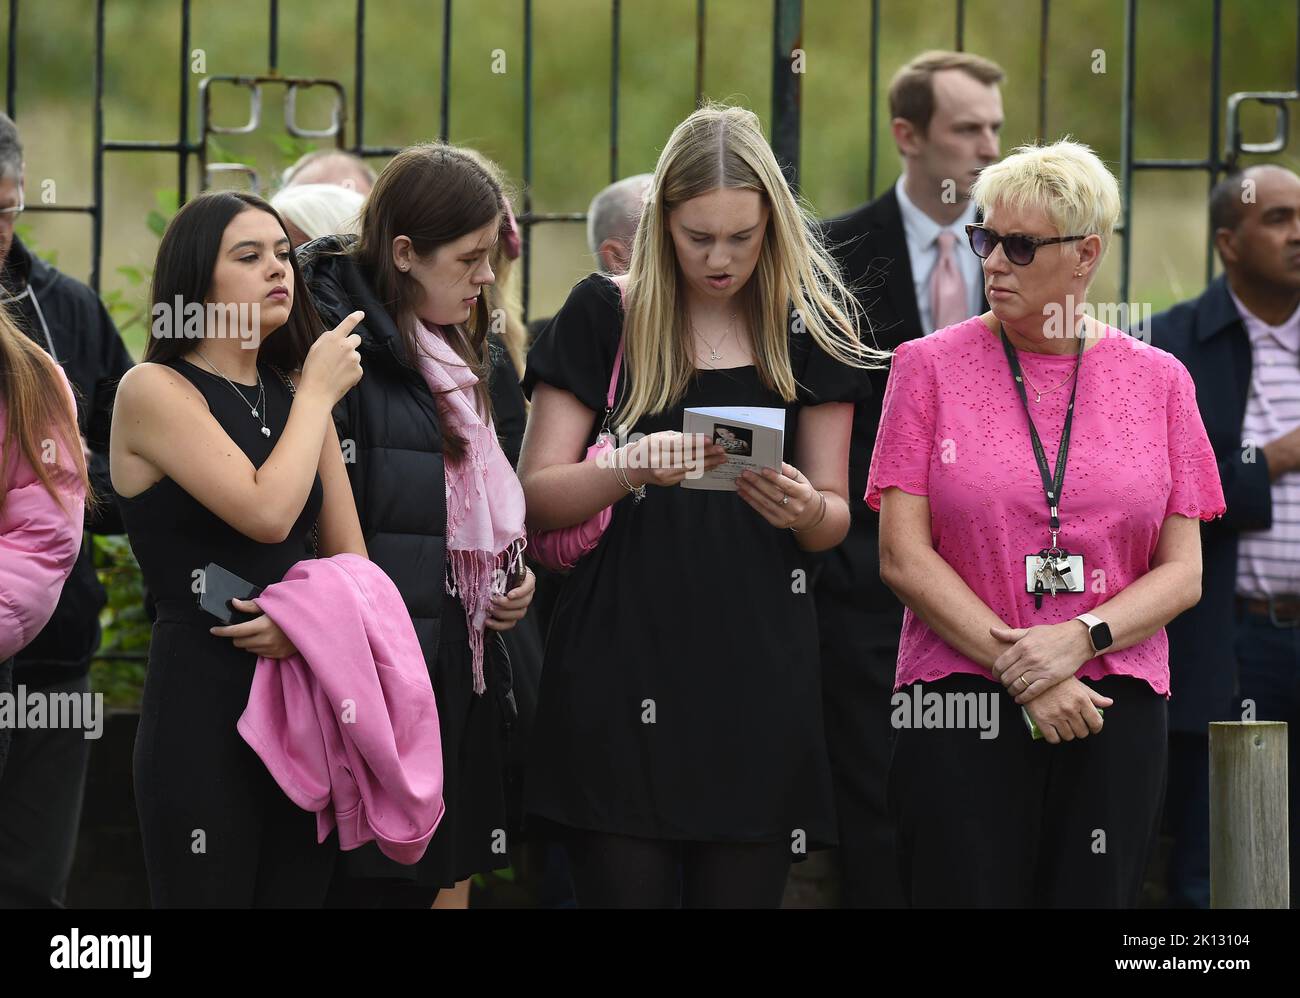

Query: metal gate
[5,0,1298,315]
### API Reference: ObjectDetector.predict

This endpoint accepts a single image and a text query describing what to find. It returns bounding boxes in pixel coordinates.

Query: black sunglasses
[965,223,1086,266]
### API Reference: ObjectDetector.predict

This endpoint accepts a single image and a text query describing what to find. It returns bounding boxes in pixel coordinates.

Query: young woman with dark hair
[0,307,87,778]
[110,191,367,907]
[299,143,535,910]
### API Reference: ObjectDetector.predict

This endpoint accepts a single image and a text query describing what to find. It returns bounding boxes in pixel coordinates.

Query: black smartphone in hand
[198,562,264,625]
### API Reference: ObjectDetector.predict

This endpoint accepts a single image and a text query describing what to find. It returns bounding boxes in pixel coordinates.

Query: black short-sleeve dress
[521,274,872,848]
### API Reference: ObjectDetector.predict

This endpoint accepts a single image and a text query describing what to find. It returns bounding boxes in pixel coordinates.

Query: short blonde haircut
[970,138,1121,258]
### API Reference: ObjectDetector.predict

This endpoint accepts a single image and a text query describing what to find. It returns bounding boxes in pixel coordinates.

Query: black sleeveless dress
[117,357,332,907]
[521,275,873,851]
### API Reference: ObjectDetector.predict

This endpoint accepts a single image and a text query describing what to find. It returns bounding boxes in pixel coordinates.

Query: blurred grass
[4,0,1299,334]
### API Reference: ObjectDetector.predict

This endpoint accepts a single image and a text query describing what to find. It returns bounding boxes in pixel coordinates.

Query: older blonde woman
[868,139,1225,907]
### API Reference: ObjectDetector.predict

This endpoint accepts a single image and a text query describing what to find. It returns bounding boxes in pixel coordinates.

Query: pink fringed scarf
[412,319,527,695]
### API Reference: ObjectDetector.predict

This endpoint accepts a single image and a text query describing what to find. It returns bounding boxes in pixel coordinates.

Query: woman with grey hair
[868,139,1225,906]
[270,182,365,248]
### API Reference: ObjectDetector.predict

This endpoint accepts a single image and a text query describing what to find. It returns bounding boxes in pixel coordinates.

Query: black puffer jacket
[296,235,450,668]
[300,235,527,881]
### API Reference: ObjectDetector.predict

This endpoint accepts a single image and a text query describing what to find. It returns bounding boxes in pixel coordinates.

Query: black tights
[563,828,793,908]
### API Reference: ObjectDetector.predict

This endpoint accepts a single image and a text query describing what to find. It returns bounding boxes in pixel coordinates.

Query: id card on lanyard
[1000,325,1088,610]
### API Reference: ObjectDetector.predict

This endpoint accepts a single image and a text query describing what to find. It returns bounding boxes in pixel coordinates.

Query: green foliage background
[3,0,1296,704]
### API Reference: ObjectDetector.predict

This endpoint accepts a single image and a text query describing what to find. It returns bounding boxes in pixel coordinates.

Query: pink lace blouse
[866,317,1226,694]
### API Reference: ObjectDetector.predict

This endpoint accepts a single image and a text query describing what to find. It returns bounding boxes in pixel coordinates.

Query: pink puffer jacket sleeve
[0,365,87,661]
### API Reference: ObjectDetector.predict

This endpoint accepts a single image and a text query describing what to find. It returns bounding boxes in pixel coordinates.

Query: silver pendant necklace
[194,351,271,437]
[692,311,737,363]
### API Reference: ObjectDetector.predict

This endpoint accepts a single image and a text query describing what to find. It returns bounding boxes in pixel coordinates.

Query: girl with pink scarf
[298,143,534,910]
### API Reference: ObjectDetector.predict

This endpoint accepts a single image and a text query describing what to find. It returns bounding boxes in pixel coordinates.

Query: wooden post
[1209,721,1289,908]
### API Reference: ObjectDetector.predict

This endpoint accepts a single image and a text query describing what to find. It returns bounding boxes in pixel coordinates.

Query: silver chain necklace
[194,351,270,437]
[691,310,737,363]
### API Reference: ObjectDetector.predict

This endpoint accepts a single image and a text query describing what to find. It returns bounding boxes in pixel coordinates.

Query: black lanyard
[999,325,1086,546]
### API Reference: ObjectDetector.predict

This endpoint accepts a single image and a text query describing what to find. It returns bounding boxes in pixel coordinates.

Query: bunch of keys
[1025,545,1085,610]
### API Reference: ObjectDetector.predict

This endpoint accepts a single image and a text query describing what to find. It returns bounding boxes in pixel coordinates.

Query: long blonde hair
[488,252,527,377]
[616,103,887,431]
[460,148,528,378]
[0,306,88,518]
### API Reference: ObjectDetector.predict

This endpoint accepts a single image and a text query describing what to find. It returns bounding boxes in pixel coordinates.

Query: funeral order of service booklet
[680,405,785,491]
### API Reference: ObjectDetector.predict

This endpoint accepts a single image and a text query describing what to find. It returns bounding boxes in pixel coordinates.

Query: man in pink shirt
[1151,164,1300,909]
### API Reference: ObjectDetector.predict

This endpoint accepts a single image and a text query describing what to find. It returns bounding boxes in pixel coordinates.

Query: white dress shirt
[894,176,983,335]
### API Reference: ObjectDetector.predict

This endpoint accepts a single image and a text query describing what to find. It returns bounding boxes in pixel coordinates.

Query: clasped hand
[989,621,1113,744]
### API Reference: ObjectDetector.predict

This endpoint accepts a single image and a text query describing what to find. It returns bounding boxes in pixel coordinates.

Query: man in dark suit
[816,50,1003,907]
[1149,164,1300,908]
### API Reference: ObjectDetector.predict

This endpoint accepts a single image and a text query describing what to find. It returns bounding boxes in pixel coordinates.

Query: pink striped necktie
[930,230,968,332]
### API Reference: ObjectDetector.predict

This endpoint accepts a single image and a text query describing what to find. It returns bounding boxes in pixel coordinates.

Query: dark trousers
[889,674,1167,907]
[0,673,92,907]
[818,596,905,907]
[1234,604,1300,908]
[1164,731,1211,908]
